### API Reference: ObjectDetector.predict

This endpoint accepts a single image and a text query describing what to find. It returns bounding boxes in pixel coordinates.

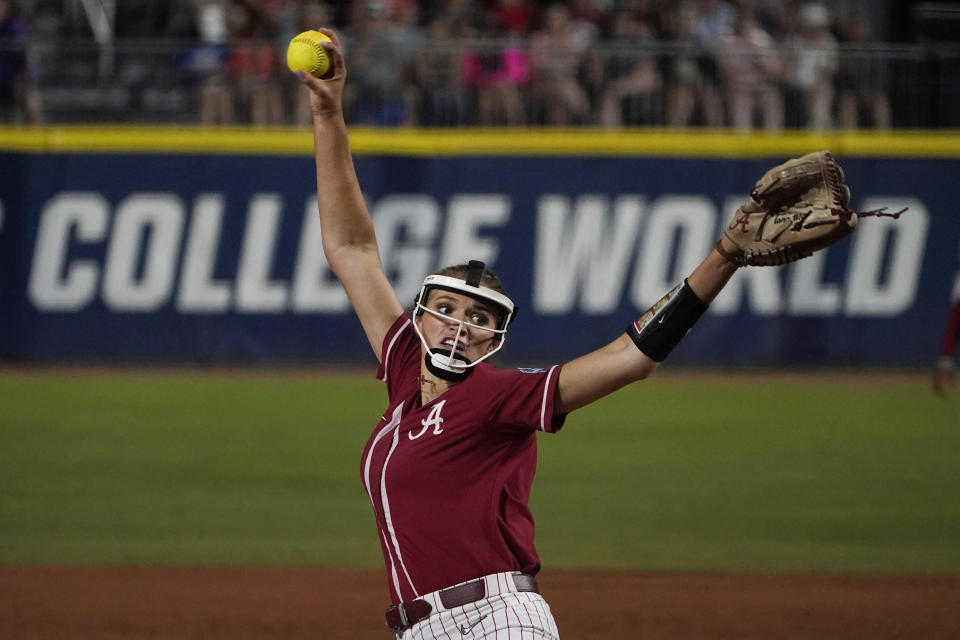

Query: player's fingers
[297,71,331,99]
[320,40,345,78]
[318,27,341,49]
[297,70,320,89]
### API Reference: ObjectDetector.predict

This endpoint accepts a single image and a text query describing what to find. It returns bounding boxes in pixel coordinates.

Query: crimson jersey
[361,314,566,604]
[939,300,960,360]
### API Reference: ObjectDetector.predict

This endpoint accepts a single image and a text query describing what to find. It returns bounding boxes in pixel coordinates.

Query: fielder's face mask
[412,260,517,381]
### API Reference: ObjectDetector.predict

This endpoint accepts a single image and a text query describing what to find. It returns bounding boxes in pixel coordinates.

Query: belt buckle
[386,603,410,633]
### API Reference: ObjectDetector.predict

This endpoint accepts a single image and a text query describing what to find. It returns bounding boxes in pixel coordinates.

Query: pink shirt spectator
[462,45,529,89]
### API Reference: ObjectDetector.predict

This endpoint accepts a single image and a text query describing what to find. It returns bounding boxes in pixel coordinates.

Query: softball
[286,30,334,79]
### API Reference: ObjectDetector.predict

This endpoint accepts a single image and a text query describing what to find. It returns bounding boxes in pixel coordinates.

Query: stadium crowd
[0,0,947,127]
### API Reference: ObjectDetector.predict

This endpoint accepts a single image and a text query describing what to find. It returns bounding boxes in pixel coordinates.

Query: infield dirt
[2,567,959,639]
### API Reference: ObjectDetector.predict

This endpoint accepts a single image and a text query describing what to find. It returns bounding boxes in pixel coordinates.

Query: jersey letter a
[409,400,446,440]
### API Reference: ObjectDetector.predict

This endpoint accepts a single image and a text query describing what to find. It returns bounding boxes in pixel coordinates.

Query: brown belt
[384,572,538,634]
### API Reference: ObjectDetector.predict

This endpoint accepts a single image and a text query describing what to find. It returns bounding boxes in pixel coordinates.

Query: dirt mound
[2,567,958,639]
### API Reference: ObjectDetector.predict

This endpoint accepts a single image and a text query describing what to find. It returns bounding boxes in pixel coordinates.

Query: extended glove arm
[555,242,739,414]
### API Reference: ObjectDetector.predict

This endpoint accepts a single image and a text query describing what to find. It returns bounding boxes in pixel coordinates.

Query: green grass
[1,369,958,575]
[535,374,960,574]
[0,371,380,566]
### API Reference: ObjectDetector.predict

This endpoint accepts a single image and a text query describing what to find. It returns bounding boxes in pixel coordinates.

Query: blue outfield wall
[0,129,958,366]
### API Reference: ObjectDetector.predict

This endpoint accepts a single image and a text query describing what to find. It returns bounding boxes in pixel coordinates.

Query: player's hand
[297,28,346,119]
[933,364,955,395]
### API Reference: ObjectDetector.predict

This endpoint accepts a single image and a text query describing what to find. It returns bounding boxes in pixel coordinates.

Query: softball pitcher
[296,28,892,639]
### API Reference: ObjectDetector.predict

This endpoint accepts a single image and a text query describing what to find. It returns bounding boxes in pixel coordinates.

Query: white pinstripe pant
[398,572,560,640]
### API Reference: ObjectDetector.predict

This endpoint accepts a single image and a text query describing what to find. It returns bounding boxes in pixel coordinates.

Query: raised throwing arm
[297,29,403,360]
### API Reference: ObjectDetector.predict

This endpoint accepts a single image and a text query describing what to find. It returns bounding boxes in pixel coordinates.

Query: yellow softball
[286,30,334,78]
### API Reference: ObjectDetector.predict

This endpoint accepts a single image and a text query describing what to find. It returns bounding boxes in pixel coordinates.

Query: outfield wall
[1,128,958,366]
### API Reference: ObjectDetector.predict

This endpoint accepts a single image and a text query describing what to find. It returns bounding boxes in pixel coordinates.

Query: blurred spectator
[256,0,301,55]
[462,16,529,126]
[437,0,486,29]
[0,0,931,129]
[785,3,837,130]
[251,0,298,30]
[567,0,605,46]
[493,0,533,34]
[180,0,234,125]
[837,20,891,129]
[662,1,724,128]
[529,4,591,125]
[774,0,802,126]
[694,0,736,48]
[599,12,663,127]
[717,9,784,130]
[750,0,788,37]
[691,0,736,125]
[0,0,41,124]
[226,1,284,126]
[344,0,423,126]
[416,17,473,126]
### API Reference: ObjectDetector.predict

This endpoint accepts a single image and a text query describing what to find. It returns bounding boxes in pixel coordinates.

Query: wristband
[625,280,708,362]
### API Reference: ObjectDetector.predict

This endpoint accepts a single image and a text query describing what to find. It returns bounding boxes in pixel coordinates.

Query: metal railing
[2,37,959,128]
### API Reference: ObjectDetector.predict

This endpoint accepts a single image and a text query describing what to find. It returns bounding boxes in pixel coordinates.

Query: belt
[384,572,538,634]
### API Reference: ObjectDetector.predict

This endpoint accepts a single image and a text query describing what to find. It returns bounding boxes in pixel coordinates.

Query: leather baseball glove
[717,150,905,267]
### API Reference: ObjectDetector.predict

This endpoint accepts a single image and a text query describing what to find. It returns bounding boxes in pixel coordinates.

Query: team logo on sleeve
[517,367,547,374]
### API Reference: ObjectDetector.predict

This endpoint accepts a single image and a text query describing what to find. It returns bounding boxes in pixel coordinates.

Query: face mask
[412,261,516,381]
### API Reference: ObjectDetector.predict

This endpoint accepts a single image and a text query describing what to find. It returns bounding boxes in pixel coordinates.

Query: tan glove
[717,150,904,267]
